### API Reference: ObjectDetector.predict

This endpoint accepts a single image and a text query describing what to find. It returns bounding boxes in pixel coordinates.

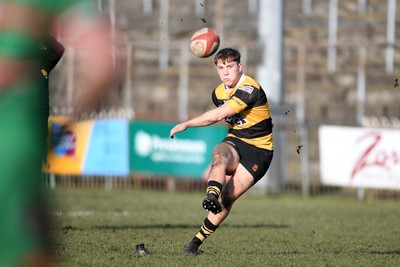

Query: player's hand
[169,123,187,139]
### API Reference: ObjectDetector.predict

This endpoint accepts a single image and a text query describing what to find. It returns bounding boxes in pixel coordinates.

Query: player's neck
[224,73,245,91]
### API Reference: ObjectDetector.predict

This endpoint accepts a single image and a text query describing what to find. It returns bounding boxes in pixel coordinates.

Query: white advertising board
[319,125,400,190]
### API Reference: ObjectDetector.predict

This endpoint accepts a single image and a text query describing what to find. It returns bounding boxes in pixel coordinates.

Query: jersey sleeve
[212,89,224,107]
[225,85,259,113]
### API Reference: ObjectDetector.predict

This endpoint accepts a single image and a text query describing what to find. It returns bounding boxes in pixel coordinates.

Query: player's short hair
[214,48,241,65]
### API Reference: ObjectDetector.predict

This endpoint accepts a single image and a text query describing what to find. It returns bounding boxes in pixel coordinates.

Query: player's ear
[238,63,243,72]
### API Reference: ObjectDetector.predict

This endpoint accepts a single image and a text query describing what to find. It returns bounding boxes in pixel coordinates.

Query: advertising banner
[83,120,129,175]
[129,121,227,179]
[45,117,129,176]
[319,125,400,190]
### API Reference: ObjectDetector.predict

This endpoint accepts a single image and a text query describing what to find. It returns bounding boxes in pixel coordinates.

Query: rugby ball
[190,27,220,58]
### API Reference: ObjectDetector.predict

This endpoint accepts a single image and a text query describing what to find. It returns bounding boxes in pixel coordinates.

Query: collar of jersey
[224,73,246,93]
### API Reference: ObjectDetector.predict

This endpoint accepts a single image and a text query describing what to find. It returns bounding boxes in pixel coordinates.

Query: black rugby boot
[202,193,222,214]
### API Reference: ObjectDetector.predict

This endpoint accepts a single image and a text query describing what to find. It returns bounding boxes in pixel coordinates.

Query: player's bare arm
[170,104,235,138]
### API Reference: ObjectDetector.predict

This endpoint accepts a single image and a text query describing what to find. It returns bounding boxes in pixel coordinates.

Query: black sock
[195,218,219,242]
[206,180,222,198]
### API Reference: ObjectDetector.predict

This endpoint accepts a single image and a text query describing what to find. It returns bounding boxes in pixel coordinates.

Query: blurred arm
[54,6,117,116]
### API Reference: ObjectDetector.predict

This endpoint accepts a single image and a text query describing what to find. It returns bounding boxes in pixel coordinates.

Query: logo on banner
[135,130,153,157]
[351,131,400,180]
[50,122,76,157]
[134,130,207,164]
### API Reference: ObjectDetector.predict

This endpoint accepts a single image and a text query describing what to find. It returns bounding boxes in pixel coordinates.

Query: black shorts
[222,136,273,184]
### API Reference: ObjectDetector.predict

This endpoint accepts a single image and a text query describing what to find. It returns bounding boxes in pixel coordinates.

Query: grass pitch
[52,188,400,266]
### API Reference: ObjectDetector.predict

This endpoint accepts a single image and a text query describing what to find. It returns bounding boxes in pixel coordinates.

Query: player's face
[215,59,243,88]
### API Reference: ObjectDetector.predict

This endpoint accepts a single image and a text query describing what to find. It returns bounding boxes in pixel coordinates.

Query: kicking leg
[208,164,255,226]
[184,164,254,255]
[203,142,239,214]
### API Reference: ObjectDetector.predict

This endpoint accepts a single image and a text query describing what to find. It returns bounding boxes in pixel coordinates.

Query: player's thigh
[212,142,240,174]
[223,163,254,202]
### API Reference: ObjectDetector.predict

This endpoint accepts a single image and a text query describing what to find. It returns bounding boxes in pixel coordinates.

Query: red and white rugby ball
[190,27,220,58]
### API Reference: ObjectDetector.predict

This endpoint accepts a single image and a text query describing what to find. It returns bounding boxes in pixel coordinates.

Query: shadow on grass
[271,250,307,255]
[60,223,289,231]
[368,250,400,255]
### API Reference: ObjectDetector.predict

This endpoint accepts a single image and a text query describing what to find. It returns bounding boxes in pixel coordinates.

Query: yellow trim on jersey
[227,133,273,150]
[228,105,271,130]
[226,96,247,114]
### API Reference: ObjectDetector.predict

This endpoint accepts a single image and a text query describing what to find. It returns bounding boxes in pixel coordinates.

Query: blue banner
[83,119,129,175]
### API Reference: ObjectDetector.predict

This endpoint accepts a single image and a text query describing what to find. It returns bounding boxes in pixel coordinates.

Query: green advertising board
[129,121,227,179]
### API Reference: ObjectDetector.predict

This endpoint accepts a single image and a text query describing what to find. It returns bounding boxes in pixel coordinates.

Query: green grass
[51,188,400,266]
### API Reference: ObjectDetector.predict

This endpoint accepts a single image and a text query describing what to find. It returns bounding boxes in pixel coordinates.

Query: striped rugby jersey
[212,74,273,150]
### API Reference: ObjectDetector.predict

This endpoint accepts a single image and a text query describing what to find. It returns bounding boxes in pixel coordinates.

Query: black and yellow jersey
[212,74,273,151]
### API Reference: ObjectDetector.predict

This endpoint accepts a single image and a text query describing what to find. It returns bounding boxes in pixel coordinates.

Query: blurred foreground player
[170,48,274,255]
[39,36,65,162]
[0,1,116,266]
[40,36,65,127]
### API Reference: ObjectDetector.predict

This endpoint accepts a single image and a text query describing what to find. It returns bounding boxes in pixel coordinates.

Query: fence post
[124,43,133,109]
[296,44,310,197]
[159,0,169,70]
[327,0,338,73]
[386,0,396,74]
[178,44,189,122]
